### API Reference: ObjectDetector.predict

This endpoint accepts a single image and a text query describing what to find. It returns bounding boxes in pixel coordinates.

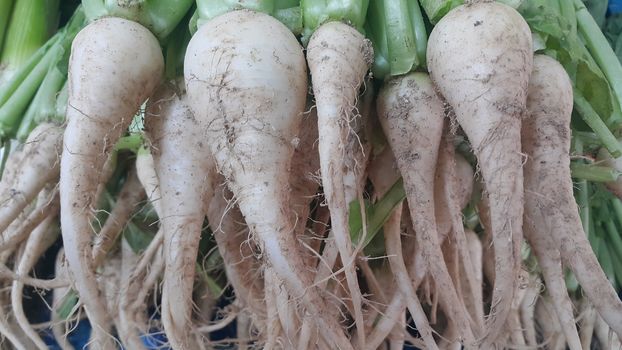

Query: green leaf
[123,222,155,254]
[419,0,463,24]
[519,0,618,130]
[349,178,406,249]
[301,0,369,42]
[84,0,194,41]
[57,290,79,320]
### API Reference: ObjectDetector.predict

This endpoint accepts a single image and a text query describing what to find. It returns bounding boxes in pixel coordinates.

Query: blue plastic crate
[610,0,622,14]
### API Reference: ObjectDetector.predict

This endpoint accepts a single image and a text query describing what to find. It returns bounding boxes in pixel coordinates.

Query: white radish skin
[519,275,539,348]
[0,203,35,350]
[579,300,597,350]
[99,247,123,345]
[436,145,474,242]
[116,150,164,349]
[463,229,484,328]
[207,182,264,315]
[0,149,23,195]
[436,137,481,332]
[378,72,476,345]
[280,111,321,344]
[523,55,582,350]
[145,84,215,350]
[92,168,145,267]
[524,225,581,350]
[51,249,72,350]
[536,297,567,350]
[306,21,373,346]
[427,2,532,344]
[264,268,284,349]
[11,213,58,349]
[116,236,146,350]
[506,270,527,347]
[119,232,163,350]
[291,109,321,240]
[135,149,162,215]
[300,87,374,350]
[595,313,622,349]
[60,17,163,347]
[522,55,622,337]
[185,10,352,349]
[381,203,437,350]
[353,141,403,350]
[0,123,62,234]
[1,190,59,253]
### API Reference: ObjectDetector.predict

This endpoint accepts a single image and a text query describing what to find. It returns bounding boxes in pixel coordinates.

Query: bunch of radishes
[0,0,621,349]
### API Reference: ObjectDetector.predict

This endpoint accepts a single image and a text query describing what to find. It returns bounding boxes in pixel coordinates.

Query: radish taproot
[185,10,353,349]
[60,16,163,347]
[306,21,373,345]
[0,123,62,234]
[92,168,145,267]
[427,1,533,344]
[145,83,215,349]
[11,208,58,349]
[522,54,622,338]
[378,72,476,345]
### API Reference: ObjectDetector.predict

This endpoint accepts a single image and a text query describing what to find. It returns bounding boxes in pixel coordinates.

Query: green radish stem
[0,0,59,82]
[185,10,353,349]
[60,16,163,348]
[0,0,14,51]
[427,2,532,345]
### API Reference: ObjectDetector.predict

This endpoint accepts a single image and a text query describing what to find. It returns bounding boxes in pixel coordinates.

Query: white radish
[60,16,163,347]
[185,10,352,349]
[427,2,533,343]
[522,54,622,338]
[0,123,62,234]
[306,21,373,345]
[207,182,263,315]
[378,72,476,345]
[436,136,481,331]
[144,83,215,349]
